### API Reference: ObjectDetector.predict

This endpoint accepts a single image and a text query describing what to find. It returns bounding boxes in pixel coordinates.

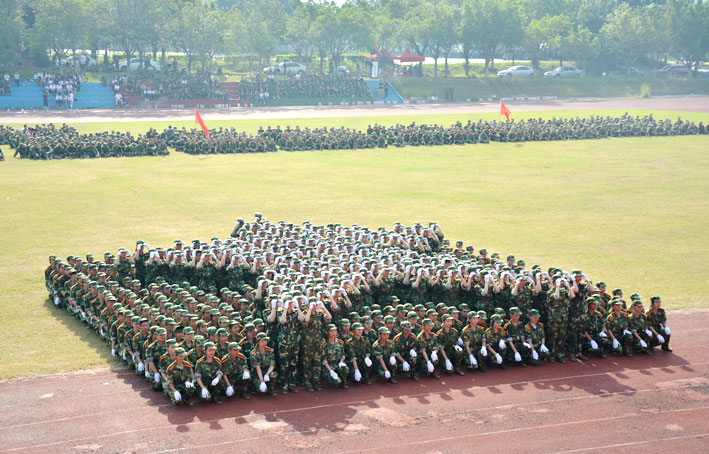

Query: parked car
[544,66,584,78]
[263,62,307,75]
[602,67,643,76]
[57,56,98,68]
[497,66,535,78]
[119,58,161,72]
[654,65,690,77]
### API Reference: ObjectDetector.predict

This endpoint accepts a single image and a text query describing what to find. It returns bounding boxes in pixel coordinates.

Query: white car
[119,58,161,72]
[544,66,584,78]
[263,62,307,75]
[57,56,97,68]
[497,66,535,78]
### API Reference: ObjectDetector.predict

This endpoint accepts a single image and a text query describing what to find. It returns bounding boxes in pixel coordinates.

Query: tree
[466,0,524,77]
[0,0,23,65]
[523,15,572,71]
[600,3,654,74]
[560,26,598,71]
[666,0,709,76]
[30,0,88,66]
[239,0,286,76]
[428,2,457,77]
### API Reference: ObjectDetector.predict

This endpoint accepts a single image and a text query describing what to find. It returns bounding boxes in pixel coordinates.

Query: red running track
[1,310,708,454]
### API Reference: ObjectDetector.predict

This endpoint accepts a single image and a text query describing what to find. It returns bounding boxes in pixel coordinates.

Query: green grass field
[1,109,708,380]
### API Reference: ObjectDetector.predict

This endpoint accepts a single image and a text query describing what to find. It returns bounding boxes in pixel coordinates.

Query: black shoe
[624,352,633,357]
[212,396,222,405]
[578,354,589,361]
[184,399,194,407]
[242,393,251,400]
[305,384,314,392]
[431,372,440,379]
[411,373,419,381]
[498,364,506,370]
[364,378,372,385]
[454,369,464,376]
[598,353,607,359]
[281,387,289,395]
[289,386,298,393]
[389,378,397,384]
[662,346,673,352]
[341,383,349,389]
[569,354,577,362]
[478,366,487,372]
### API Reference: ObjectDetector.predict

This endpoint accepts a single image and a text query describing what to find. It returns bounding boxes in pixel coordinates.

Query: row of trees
[2,0,708,77]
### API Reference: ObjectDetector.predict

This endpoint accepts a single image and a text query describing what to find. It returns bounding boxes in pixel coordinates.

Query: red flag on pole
[195,108,209,138]
[500,101,511,122]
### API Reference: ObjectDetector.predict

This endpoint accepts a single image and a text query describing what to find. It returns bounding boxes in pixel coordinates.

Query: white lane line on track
[3,361,708,430]
[548,433,709,453]
[331,406,709,454]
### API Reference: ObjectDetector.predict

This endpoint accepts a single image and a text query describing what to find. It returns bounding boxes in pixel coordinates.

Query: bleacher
[365,79,404,104]
[0,81,115,110]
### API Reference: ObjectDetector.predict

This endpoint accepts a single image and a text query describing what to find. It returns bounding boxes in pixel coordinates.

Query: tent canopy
[365,50,394,61]
[395,50,425,63]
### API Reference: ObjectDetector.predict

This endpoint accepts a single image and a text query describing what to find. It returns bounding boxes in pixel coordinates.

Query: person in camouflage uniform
[545,277,575,363]
[302,298,331,391]
[416,319,440,379]
[221,342,251,399]
[628,301,652,355]
[436,315,465,375]
[483,314,508,369]
[165,347,196,406]
[578,298,608,358]
[392,321,419,380]
[273,298,304,393]
[521,309,549,365]
[346,323,373,385]
[462,312,487,371]
[646,296,671,352]
[606,300,634,356]
[503,307,528,366]
[195,342,225,404]
[321,324,349,389]
[371,327,398,383]
[251,332,278,396]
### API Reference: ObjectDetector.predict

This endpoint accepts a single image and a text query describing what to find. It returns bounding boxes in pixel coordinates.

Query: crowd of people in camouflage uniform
[45,215,673,406]
[0,124,168,159]
[5,114,704,160]
[238,74,371,103]
[112,71,226,102]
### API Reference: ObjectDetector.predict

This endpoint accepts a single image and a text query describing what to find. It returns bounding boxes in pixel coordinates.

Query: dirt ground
[1,96,707,124]
[1,309,707,454]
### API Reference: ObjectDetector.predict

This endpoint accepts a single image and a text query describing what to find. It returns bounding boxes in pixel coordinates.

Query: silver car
[497,66,535,78]
[544,66,584,78]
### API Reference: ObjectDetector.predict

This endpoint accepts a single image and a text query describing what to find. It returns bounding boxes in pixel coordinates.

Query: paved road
[1,309,707,454]
[1,96,707,124]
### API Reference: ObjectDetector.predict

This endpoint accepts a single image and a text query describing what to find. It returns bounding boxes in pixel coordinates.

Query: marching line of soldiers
[46,215,672,405]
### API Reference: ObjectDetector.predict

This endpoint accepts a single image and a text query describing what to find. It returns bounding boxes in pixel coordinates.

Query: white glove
[354,369,362,382]
[263,374,270,383]
[138,362,145,372]
[599,331,608,338]
[242,370,250,380]
[154,372,161,383]
[665,326,671,335]
[384,370,391,379]
[480,346,488,357]
[514,352,522,362]
[623,329,632,336]
[145,369,150,378]
[445,359,453,371]
[612,339,620,349]
[427,361,435,373]
[202,387,210,398]
[211,377,220,386]
[522,342,531,349]
[409,349,417,358]
[431,351,438,362]
[640,339,648,348]
[330,369,340,381]
[645,329,653,337]
[495,353,503,364]
[532,350,539,360]
[454,345,463,352]
[657,334,665,344]
[259,382,267,393]
[173,390,182,401]
[54,296,61,306]
[540,344,549,353]
[185,381,194,389]
[111,348,116,357]
[100,328,105,337]
[389,356,396,365]
[122,351,126,360]
[498,339,506,350]
[338,361,346,369]
[457,337,464,346]
[402,361,410,372]
[469,354,477,366]
[364,357,373,367]
[590,340,599,350]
